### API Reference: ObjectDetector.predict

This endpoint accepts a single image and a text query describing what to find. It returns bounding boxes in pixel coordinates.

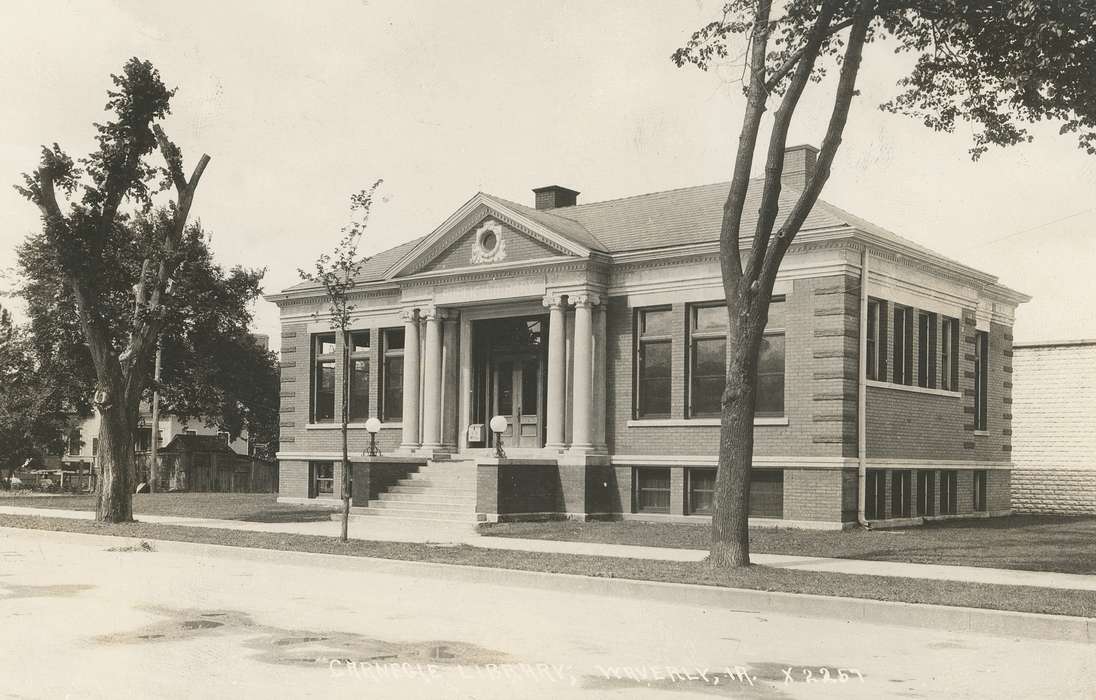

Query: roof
[279,178,1010,293]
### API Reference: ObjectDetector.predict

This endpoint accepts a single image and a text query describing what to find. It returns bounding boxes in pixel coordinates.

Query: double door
[492,353,542,448]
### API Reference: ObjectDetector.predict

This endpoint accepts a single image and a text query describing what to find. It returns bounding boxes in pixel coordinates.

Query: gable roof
[279,178,1009,293]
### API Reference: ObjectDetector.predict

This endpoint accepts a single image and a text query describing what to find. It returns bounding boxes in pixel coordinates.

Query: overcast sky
[2,1,1094,353]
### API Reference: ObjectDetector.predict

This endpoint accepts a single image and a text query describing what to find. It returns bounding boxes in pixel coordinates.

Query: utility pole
[149,341,162,493]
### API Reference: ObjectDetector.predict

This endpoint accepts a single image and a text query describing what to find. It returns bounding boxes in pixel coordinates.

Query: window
[865,469,886,520]
[973,470,988,512]
[916,471,936,517]
[866,299,883,381]
[312,332,337,423]
[636,307,672,418]
[892,306,913,385]
[917,312,937,388]
[635,468,670,513]
[135,427,152,453]
[688,468,715,514]
[349,330,370,422]
[309,461,334,498]
[891,470,912,518]
[91,437,99,456]
[974,330,989,431]
[67,431,81,456]
[381,329,404,421]
[686,298,785,418]
[939,470,958,515]
[940,317,959,391]
[750,469,784,518]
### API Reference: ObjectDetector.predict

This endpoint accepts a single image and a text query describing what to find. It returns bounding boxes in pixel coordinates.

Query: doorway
[470,315,547,450]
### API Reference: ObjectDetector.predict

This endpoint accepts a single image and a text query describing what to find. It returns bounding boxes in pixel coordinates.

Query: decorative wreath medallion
[470,220,507,264]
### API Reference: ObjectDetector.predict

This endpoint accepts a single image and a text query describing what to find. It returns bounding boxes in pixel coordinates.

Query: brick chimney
[781,144,819,191]
[532,185,580,210]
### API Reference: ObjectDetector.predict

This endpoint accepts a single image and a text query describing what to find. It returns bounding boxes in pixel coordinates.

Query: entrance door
[492,354,542,448]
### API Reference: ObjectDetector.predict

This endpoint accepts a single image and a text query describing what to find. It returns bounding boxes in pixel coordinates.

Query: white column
[458,314,473,451]
[399,309,421,450]
[544,294,568,448]
[570,293,598,450]
[593,301,607,451]
[441,312,460,450]
[421,308,444,449]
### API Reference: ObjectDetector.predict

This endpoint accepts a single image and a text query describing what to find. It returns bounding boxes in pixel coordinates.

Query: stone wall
[1012,468,1096,514]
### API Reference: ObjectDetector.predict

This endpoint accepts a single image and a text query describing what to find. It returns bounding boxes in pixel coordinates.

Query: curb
[1,524,1093,645]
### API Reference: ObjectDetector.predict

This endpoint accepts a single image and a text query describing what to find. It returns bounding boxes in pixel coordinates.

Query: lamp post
[489,415,508,459]
[364,417,382,457]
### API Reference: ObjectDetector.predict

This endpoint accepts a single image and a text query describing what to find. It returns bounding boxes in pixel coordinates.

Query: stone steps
[351,458,480,524]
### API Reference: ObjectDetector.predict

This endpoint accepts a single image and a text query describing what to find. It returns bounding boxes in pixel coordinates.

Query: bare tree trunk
[95,403,135,523]
[710,298,767,568]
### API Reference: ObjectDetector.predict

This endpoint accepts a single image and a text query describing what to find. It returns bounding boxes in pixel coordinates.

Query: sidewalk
[2,504,1094,592]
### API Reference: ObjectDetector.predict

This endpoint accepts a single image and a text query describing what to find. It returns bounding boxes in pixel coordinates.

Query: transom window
[635,307,672,419]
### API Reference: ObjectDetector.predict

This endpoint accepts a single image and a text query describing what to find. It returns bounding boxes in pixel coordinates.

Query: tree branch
[744,1,838,288]
[761,0,875,283]
[718,0,774,303]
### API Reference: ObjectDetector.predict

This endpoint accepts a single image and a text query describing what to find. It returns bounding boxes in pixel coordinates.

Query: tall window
[381,328,404,422]
[865,469,886,520]
[891,470,912,518]
[974,330,989,431]
[940,317,959,391]
[687,298,785,418]
[687,468,716,514]
[917,312,936,388]
[866,299,882,380]
[939,470,958,515]
[916,471,936,517]
[636,307,672,418]
[349,330,370,421]
[67,431,81,456]
[892,305,913,385]
[91,438,99,457]
[312,332,337,422]
[973,470,988,512]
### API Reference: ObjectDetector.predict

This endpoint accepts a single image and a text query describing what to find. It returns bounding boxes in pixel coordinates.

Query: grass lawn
[480,515,1096,575]
[0,492,337,523]
[1,513,1094,619]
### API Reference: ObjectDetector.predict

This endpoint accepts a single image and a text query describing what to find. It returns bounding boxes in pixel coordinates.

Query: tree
[673,0,1096,567]
[0,305,69,489]
[299,180,384,543]
[16,58,211,522]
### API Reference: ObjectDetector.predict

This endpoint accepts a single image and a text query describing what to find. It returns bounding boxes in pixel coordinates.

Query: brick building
[1011,340,1096,514]
[268,145,1027,529]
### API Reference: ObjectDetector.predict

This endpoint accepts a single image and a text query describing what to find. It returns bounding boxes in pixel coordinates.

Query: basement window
[635,468,671,513]
[939,470,958,515]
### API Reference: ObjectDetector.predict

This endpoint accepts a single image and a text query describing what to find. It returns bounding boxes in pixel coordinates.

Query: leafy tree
[299,180,384,543]
[15,58,212,522]
[0,305,70,488]
[673,0,1095,567]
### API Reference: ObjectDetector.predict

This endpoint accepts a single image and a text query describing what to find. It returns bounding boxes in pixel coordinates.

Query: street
[1,527,1093,699]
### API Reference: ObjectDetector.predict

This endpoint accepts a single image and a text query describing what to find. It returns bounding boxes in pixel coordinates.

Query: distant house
[1012,340,1096,514]
[268,144,1028,529]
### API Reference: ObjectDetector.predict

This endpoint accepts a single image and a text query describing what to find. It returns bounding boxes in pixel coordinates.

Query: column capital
[441,309,460,325]
[419,305,439,322]
[400,308,419,323]
[571,293,601,309]
[542,293,567,310]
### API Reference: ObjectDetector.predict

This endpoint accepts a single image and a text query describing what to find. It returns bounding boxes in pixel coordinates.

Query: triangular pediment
[384,194,589,280]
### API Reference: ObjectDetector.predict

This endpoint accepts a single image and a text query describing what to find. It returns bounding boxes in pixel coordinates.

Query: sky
[2,0,1094,354]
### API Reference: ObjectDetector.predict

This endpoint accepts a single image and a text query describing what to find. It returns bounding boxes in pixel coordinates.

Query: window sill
[306,422,403,431]
[628,417,788,428]
[865,380,961,398]
[973,429,989,437]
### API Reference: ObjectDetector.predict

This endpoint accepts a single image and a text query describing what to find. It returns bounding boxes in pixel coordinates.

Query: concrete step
[377,491,475,506]
[368,500,473,513]
[388,484,475,497]
[348,508,480,523]
[399,477,476,489]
